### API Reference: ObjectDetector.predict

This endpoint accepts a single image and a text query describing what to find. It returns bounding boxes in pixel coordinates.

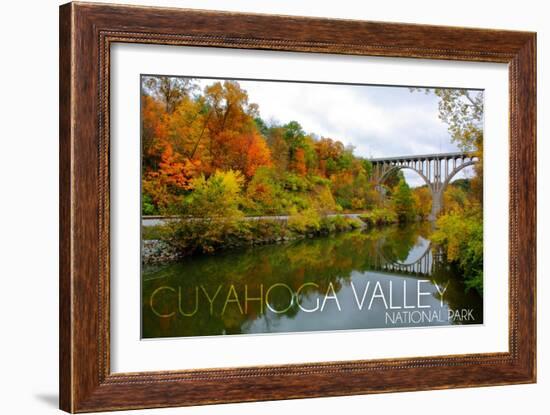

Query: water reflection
[142,223,483,338]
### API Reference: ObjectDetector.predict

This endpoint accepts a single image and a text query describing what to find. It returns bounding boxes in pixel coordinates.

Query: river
[142,222,483,338]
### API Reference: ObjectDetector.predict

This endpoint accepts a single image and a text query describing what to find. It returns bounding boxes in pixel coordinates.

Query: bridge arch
[441,159,477,190]
[377,240,432,266]
[377,165,431,189]
[375,240,434,275]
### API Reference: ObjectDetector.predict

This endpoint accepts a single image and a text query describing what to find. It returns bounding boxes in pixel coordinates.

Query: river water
[142,222,483,338]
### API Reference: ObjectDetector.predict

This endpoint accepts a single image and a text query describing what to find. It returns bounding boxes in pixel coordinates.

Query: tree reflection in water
[142,223,483,338]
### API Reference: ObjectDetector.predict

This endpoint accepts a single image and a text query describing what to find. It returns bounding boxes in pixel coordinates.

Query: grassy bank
[143,212,364,257]
[358,208,398,226]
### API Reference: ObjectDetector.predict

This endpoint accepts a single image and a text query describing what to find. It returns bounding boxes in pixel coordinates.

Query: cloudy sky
[195,78,479,186]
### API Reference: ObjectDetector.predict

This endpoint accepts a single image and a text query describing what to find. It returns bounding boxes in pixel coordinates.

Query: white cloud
[233,80,458,158]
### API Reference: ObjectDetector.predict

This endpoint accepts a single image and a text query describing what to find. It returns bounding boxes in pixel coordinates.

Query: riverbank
[142,213,366,264]
[142,212,370,227]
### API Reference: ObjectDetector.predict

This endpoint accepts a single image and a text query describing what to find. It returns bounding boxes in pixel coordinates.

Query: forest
[141,76,484,294]
[141,76,429,220]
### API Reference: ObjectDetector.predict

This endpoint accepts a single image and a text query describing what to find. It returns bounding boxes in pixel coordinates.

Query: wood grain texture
[59,2,537,412]
[59,3,73,411]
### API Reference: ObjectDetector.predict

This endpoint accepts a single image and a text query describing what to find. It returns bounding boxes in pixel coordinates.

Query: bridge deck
[369,151,475,163]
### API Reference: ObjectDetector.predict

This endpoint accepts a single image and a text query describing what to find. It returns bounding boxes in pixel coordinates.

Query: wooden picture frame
[59,2,536,412]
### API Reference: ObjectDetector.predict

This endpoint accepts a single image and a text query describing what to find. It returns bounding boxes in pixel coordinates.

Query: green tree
[283,121,306,149]
[282,121,307,169]
[392,179,415,222]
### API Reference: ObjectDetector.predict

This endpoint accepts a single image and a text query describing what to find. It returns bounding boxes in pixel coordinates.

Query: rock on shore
[142,240,182,265]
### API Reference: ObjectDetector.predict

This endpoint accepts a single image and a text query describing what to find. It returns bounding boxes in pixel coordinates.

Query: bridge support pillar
[429,189,443,222]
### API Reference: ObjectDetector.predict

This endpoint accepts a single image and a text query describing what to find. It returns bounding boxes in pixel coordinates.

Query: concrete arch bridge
[370,151,478,221]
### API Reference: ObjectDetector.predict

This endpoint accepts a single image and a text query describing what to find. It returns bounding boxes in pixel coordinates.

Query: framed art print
[59,2,536,412]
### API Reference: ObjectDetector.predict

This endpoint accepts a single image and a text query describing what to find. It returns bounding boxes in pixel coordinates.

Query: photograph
[140,75,484,338]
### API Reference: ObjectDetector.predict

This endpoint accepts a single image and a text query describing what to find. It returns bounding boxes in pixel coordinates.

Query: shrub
[311,185,338,214]
[287,208,321,234]
[320,215,361,233]
[245,167,283,215]
[282,173,310,192]
[142,224,170,240]
[165,218,291,256]
[162,212,363,258]
[359,208,398,226]
[166,218,241,255]
[142,193,157,216]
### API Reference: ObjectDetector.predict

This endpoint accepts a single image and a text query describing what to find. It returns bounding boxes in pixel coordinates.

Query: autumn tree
[411,87,483,205]
[315,137,344,177]
[293,148,307,176]
[141,94,167,171]
[142,75,197,113]
[220,132,271,179]
[433,88,483,205]
[185,170,244,218]
[279,121,317,175]
[201,81,271,178]
[412,186,432,219]
[265,126,290,174]
[442,184,469,214]
[246,167,280,214]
